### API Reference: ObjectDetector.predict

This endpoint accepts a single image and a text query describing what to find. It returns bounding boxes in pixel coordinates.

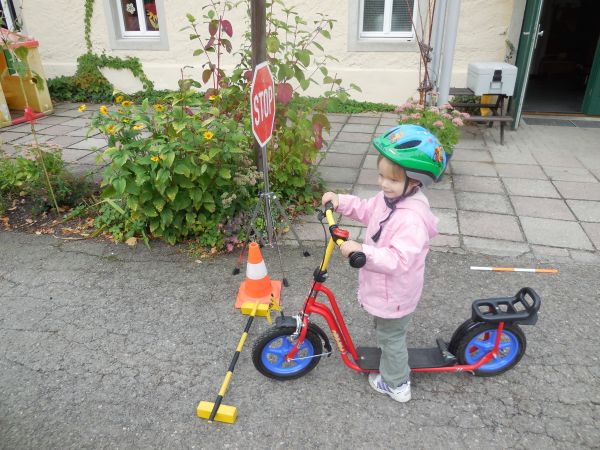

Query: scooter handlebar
[323,201,366,268]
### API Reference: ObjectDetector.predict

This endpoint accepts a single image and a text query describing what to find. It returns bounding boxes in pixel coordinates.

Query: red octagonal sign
[250,62,275,147]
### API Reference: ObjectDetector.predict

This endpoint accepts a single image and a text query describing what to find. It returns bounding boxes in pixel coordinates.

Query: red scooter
[252,202,541,379]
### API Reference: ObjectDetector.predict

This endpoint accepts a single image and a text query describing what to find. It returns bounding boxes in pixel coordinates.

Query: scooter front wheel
[454,322,526,376]
[252,326,323,380]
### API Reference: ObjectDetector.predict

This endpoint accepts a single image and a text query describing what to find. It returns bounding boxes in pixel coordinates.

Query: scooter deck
[356,346,453,370]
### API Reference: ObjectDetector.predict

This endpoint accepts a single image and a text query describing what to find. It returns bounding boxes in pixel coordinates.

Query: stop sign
[250,62,275,147]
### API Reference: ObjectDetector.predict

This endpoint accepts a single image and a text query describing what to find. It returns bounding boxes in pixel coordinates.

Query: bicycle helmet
[372,124,447,187]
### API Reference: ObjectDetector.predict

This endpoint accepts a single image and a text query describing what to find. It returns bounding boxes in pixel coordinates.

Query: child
[321,124,447,403]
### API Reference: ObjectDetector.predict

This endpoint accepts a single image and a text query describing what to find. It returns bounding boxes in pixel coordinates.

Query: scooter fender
[273,315,332,356]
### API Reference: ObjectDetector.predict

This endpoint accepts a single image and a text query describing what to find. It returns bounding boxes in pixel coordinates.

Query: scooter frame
[253,204,541,378]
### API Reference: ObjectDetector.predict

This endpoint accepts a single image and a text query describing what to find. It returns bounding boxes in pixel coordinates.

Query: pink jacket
[337,190,438,319]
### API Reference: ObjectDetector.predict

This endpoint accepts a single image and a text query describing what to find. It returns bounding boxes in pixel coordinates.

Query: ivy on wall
[49,0,154,102]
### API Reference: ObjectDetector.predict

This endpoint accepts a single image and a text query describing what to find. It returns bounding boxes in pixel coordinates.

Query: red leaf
[277,83,293,105]
[208,19,219,36]
[221,19,233,37]
[204,37,215,50]
[220,38,232,53]
[313,122,324,149]
[202,69,212,84]
[314,135,323,150]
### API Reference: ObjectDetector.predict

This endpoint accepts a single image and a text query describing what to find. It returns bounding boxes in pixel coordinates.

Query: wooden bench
[449,87,513,145]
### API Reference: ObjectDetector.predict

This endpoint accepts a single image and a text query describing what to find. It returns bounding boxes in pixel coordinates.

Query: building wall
[21,0,515,105]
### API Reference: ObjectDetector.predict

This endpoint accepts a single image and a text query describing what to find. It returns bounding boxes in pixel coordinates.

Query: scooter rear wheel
[454,322,526,376]
[252,326,323,380]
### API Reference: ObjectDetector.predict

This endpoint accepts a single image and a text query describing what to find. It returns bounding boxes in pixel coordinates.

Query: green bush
[0,146,91,213]
[48,53,154,103]
[91,90,260,246]
[289,96,396,113]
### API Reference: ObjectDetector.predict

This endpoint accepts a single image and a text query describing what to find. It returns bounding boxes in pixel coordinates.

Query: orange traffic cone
[234,242,282,309]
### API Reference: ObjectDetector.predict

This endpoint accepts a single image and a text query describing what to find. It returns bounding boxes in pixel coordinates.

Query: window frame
[104,0,169,51]
[116,0,160,38]
[0,0,17,31]
[359,0,417,40]
[348,0,421,52]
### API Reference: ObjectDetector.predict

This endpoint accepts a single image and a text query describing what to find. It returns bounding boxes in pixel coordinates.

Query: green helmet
[372,125,447,187]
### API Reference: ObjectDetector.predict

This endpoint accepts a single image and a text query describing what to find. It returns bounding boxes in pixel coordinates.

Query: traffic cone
[234,242,282,309]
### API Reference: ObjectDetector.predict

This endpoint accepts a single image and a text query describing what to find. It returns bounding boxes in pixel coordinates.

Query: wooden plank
[468,116,512,122]
[449,87,474,96]
[451,103,499,108]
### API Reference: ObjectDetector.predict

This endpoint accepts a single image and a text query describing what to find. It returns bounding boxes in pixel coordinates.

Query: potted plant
[394,99,469,159]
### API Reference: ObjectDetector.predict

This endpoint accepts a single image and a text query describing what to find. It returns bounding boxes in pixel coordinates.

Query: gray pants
[374,313,413,388]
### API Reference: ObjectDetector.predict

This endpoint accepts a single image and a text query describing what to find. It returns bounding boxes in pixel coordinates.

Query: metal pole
[260,144,274,246]
[430,0,447,92]
[437,0,461,107]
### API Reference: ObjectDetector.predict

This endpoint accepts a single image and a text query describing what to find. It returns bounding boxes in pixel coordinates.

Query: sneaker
[368,373,411,403]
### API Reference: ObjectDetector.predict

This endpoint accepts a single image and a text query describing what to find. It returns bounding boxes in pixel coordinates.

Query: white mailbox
[467,62,518,96]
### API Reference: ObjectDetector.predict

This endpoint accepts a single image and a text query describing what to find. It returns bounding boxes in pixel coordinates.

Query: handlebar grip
[325,201,334,211]
[349,251,366,268]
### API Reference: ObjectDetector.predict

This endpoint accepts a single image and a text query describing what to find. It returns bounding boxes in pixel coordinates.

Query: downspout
[436,0,461,107]
[430,0,447,93]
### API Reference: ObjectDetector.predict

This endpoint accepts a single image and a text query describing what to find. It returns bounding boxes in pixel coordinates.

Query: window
[104,0,168,50]
[360,0,416,39]
[116,0,160,37]
[0,0,18,31]
[348,0,418,52]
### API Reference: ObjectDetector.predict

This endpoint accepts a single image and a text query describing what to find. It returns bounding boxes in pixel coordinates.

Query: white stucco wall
[21,0,515,105]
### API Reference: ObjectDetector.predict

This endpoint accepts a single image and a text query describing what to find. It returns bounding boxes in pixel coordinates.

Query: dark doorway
[523,0,600,113]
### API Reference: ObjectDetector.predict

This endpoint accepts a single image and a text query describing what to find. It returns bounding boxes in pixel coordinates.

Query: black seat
[471,287,541,325]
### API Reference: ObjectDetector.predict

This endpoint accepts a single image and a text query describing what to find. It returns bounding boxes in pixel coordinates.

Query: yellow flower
[209,95,217,101]
[153,104,165,112]
[106,125,117,135]
[204,131,214,140]
[78,104,87,112]
[115,95,124,103]
[99,105,108,115]
[121,100,133,107]
[122,118,130,124]
[150,155,160,162]
[133,123,144,131]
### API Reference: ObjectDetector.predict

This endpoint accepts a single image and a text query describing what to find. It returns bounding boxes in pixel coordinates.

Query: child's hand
[340,240,363,258]
[321,192,339,210]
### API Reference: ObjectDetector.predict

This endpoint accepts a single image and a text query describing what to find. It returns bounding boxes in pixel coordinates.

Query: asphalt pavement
[1,230,599,449]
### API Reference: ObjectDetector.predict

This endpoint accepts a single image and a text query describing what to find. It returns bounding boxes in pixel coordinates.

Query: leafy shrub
[0,145,91,213]
[394,99,470,156]
[48,53,154,103]
[91,90,260,246]
[449,94,482,115]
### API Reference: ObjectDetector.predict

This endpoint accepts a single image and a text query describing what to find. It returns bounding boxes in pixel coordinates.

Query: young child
[321,124,447,403]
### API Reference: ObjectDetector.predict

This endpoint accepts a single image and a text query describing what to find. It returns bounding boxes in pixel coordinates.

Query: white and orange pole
[470,266,558,274]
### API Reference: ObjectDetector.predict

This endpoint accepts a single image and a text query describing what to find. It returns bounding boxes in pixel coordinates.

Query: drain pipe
[429,0,447,93]
[436,0,461,107]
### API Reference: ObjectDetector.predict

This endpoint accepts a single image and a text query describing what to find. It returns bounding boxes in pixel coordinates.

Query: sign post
[233,62,310,281]
[250,62,276,245]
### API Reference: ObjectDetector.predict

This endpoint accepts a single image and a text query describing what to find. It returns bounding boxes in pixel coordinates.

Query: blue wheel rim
[464,328,520,372]
[261,334,315,376]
